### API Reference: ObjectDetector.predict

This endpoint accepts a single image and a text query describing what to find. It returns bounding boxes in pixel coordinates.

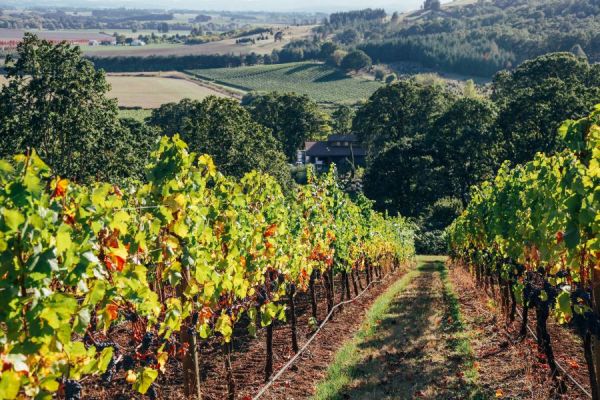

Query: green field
[118,108,152,122]
[188,62,384,104]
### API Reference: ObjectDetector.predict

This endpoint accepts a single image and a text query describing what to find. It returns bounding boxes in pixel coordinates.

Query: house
[297,134,366,172]
[131,39,146,46]
[88,39,100,46]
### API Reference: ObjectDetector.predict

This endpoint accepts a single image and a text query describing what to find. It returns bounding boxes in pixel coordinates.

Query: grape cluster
[141,332,154,352]
[64,380,82,400]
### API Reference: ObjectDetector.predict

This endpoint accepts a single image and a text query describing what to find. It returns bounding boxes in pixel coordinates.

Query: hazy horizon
[0,0,451,13]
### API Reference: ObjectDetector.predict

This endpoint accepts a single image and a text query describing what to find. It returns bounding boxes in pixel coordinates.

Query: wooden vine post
[177,263,202,400]
[590,253,600,400]
[309,271,318,320]
[288,283,299,353]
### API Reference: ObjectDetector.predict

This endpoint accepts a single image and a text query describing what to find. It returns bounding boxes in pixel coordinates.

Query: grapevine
[0,134,414,399]
[448,106,600,397]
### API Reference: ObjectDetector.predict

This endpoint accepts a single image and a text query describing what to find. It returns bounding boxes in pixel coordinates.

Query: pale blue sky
[4,0,449,12]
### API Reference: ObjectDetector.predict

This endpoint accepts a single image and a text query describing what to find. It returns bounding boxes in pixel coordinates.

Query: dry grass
[106,74,229,108]
[0,75,7,86]
[84,25,314,58]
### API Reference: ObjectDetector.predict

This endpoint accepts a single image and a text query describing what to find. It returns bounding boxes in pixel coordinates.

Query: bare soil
[448,264,592,399]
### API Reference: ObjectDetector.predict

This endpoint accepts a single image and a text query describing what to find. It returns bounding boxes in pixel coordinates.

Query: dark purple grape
[65,380,82,400]
[141,332,154,352]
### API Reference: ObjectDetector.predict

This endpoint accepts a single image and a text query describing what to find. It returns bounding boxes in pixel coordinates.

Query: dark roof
[306,141,366,158]
[327,134,359,142]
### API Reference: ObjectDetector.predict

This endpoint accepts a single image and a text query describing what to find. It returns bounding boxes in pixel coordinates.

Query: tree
[320,41,339,60]
[331,105,355,135]
[428,97,501,202]
[0,34,124,182]
[109,118,161,181]
[492,52,600,164]
[341,50,372,72]
[243,92,327,162]
[158,22,169,33]
[148,97,291,187]
[353,79,453,157]
[363,142,438,217]
[374,68,385,81]
[335,28,360,45]
[424,0,441,11]
[385,73,397,84]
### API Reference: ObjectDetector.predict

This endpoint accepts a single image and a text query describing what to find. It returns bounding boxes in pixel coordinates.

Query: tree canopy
[148,97,292,187]
[0,33,150,182]
[243,92,327,162]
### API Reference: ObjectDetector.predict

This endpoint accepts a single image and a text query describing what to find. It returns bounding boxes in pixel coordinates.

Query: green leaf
[0,370,20,399]
[2,209,24,231]
[556,290,572,319]
[215,313,233,342]
[97,347,114,373]
[56,225,72,255]
[87,281,106,306]
[134,368,159,394]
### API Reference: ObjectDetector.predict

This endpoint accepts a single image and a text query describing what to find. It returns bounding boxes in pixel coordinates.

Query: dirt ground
[448,263,592,400]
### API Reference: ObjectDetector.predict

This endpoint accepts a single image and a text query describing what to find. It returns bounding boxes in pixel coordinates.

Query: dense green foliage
[492,53,600,164]
[147,97,292,187]
[303,0,600,77]
[0,135,414,398]
[243,92,328,161]
[355,52,600,253]
[340,50,372,72]
[0,34,157,182]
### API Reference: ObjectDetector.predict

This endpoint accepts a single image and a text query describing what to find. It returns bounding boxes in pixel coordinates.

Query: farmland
[106,72,235,108]
[0,28,114,46]
[188,62,384,104]
[82,25,314,57]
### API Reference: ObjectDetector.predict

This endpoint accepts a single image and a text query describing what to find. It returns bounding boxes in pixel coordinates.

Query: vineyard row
[0,135,415,399]
[448,107,600,397]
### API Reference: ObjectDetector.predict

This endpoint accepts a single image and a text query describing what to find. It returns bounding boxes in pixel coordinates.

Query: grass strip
[311,265,421,400]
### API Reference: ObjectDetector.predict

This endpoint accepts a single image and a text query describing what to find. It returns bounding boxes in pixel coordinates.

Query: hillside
[310,0,600,77]
[188,62,383,104]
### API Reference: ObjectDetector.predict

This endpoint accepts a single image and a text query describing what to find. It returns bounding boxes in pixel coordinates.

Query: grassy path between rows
[312,256,482,400]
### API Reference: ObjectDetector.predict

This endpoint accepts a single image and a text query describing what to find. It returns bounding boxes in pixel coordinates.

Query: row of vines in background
[448,107,599,397]
[0,134,415,399]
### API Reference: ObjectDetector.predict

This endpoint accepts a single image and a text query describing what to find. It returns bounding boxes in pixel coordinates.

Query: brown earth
[449,263,592,400]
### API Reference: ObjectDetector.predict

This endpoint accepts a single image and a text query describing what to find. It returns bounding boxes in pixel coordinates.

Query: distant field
[83,25,314,58]
[118,108,152,122]
[188,62,384,104]
[107,74,229,108]
[0,28,113,42]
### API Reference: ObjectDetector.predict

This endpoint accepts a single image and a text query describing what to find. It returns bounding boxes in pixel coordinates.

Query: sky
[1,0,437,13]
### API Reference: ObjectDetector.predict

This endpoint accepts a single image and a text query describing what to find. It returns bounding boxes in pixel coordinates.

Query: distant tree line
[329,9,387,26]
[310,0,600,77]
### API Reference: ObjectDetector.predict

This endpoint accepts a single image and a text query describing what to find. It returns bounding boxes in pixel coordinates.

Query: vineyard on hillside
[0,135,414,399]
[448,107,600,397]
[187,62,383,105]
